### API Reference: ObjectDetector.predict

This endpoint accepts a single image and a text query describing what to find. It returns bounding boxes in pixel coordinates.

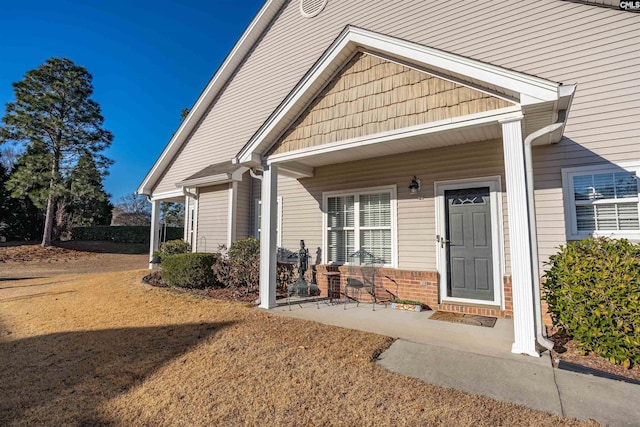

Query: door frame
[435,176,504,307]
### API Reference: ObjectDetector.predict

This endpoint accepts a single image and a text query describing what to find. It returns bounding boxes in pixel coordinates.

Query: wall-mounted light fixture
[408,176,421,196]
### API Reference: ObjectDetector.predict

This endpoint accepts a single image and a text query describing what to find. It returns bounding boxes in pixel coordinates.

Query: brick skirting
[314,265,518,319]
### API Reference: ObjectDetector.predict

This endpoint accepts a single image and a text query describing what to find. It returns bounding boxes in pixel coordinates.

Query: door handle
[439,236,450,248]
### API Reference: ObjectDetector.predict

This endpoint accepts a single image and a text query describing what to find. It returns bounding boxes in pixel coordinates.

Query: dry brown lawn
[0,254,599,426]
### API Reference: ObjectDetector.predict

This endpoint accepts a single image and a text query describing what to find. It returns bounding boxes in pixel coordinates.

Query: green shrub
[159,239,191,258]
[162,253,216,289]
[71,226,182,243]
[542,237,640,368]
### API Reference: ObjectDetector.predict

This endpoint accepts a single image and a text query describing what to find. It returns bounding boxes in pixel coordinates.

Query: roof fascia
[236,26,562,163]
[177,166,248,188]
[137,0,287,196]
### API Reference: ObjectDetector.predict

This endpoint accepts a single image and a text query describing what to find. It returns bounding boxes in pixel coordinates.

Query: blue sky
[0,0,265,203]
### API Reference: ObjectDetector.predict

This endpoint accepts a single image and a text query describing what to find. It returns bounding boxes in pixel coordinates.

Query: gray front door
[445,187,493,301]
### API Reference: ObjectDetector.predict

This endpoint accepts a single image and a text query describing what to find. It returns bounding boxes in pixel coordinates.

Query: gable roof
[236,26,566,165]
[268,52,515,157]
[136,0,287,196]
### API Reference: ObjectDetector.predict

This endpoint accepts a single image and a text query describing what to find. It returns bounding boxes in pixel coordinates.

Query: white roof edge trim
[150,189,185,202]
[137,0,287,196]
[176,166,249,188]
[267,107,523,165]
[236,26,561,164]
[350,28,560,102]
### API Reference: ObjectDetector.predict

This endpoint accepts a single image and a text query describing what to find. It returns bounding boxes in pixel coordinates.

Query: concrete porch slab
[269,299,532,361]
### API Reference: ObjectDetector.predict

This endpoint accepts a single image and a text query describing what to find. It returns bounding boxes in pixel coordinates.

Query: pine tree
[0,159,44,241]
[64,152,113,228]
[0,57,113,246]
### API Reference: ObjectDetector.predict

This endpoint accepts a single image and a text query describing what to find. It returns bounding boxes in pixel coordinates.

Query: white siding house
[138,0,640,357]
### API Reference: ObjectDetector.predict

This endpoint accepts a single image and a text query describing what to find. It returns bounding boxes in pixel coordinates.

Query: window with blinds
[563,164,640,240]
[325,188,395,265]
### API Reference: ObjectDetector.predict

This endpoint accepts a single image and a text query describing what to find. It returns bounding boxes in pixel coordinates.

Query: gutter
[523,85,576,353]
[524,123,562,352]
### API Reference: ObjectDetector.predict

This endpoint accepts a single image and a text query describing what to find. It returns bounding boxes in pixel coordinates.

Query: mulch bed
[0,244,97,263]
[141,271,259,303]
[547,328,640,382]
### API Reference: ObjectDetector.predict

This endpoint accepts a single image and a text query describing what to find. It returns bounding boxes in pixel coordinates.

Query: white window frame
[435,176,504,307]
[188,204,196,247]
[254,197,282,247]
[322,185,398,268]
[562,162,640,241]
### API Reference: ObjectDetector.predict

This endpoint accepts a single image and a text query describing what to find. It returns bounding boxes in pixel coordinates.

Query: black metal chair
[344,249,382,311]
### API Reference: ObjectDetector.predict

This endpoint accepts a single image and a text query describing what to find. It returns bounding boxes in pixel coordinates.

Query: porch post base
[511,342,540,358]
[258,164,278,309]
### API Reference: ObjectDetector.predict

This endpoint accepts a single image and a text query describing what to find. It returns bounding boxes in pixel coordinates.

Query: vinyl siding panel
[278,139,511,274]
[235,174,252,240]
[196,185,228,252]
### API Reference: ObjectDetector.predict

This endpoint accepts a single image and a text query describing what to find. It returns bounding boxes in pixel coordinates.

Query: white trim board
[266,108,522,165]
[435,176,504,308]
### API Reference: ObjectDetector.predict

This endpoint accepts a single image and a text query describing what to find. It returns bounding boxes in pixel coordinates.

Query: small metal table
[323,272,341,304]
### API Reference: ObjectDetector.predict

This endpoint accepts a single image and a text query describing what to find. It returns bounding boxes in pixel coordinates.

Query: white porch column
[501,116,538,357]
[227,182,238,248]
[259,164,278,309]
[149,199,161,269]
[183,195,189,242]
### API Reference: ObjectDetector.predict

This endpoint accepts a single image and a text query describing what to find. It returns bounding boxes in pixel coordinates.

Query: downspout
[523,112,567,352]
[249,167,263,181]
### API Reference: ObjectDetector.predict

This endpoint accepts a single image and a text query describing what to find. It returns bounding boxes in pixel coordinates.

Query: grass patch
[0,269,598,426]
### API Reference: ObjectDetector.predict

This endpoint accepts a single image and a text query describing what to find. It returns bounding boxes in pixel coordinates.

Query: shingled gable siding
[269,53,511,155]
[195,185,229,252]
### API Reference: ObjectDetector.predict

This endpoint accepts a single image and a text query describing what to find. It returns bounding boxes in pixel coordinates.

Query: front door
[444,187,493,301]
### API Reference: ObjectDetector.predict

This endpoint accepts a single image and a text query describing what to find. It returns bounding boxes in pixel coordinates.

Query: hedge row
[71,226,182,243]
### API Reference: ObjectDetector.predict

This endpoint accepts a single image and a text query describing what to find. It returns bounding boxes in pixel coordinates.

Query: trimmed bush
[162,253,216,289]
[159,239,191,257]
[542,237,640,368]
[71,226,182,243]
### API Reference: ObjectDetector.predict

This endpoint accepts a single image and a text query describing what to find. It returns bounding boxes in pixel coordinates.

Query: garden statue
[297,239,309,283]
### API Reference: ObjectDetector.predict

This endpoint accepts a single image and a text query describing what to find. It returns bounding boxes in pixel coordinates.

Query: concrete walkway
[270,300,639,426]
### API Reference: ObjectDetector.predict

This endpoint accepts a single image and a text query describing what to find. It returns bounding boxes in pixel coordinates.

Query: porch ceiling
[269,98,557,171]
[276,121,502,169]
